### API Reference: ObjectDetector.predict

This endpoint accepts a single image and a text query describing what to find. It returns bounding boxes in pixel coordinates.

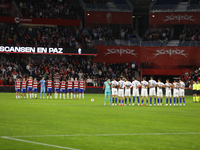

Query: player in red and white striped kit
[54,78,60,99]
[27,76,33,99]
[60,79,66,99]
[73,77,79,99]
[21,77,27,99]
[46,78,53,99]
[79,78,85,99]
[67,78,73,99]
[15,78,21,99]
[33,78,38,99]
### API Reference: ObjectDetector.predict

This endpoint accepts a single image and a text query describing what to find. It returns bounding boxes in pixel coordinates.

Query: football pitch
[0,93,200,150]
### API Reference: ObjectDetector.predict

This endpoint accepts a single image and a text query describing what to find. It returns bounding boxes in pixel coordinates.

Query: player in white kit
[179,79,185,106]
[111,78,118,106]
[124,79,132,105]
[173,80,179,106]
[156,78,164,106]
[164,79,172,106]
[118,78,125,106]
[132,77,140,106]
[148,76,157,106]
[141,77,148,106]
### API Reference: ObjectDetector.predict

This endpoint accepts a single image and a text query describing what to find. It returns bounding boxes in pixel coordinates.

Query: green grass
[0,93,200,150]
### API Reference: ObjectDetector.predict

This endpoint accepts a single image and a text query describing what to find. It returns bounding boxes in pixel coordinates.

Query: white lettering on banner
[153,48,188,57]
[163,14,195,23]
[14,17,32,23]
[0,46,63,54]
[105,48,138,57]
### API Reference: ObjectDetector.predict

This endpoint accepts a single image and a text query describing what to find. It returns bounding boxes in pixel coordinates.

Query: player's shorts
[16,88,20,92]
[79,89,84,93]
[112,88,118,95]
[132,89,139,97]
[157,90,163,97]
[21,88,26,93]
[60,89,65,93]
[193,90,197,94]
[125,90,131,97]
[47,88,52,93]
[105,91,111,96]
[179,90,185,97]
[74,88,79,92]
[149,88,156,96]
[55,88,59,92]
[27,87,32,92]
[165,90,171,97]
[173,90,179,97]
[32,88,37,92]
[118,89,124,97]
[141,89,148,97]
[67,88,73,92]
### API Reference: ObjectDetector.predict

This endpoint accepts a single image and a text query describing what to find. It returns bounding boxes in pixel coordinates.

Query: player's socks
[142,100,144,104]
[170,98,172,104]
[47,96,49,99]
[166,98,168,104]
[82,93,84,99]
[67,93,69,99]
[146,100,148,105]
[157,98,159,104]
[27,93,28,98]
[180,98,182,104]
[35,94,37,98]
[77,94,78,99]
[40,93,42,98]
[112,97,114,104]
[177,98,178,104]
[125,98,127,104]
[133,97,135,104]
[173,98,176,104]
[18,96,20,99]
[115,98,117,104]
[183,97,185,104]
[104,97,107,103]
[109,96,111,103]
[74,94,75,99]
[119,99,121,104]
[129,98,131,104]
[32,93,34,98]
[60,93,62,99]
[79,93,81,99]
[137,97,139,104]
[71,93,73,99]
[193,97,195,102]
[30,93,32,99]
[161,98,163,104]
[63,94,65,99]
[122,100,124,104]
[150,97,152,105]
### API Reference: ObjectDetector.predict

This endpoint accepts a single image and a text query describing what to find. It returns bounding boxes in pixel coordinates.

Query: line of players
[15,76,86,99]
[104,76,185,106]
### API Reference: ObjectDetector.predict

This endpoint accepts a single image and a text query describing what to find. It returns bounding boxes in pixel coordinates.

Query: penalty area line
[4,132,200,138]
[1,136,80,150]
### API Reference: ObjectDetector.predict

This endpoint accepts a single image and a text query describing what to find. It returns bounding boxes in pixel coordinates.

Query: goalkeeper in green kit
[103,78,111,105]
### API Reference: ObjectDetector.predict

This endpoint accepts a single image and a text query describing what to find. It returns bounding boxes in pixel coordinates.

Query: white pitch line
[1,136,80,150]
[3,132,200,138]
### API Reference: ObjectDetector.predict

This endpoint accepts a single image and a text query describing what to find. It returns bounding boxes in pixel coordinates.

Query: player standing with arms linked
[33,78,38,99]
[54,78,60,99]
[21,77,27,99]
[27,76,33,99]
[141,77,148,106]
[79,78,85,99]
[15,78,21,99]
[73,77,79,99]
[173,80,179,106]
[60,79,66,99]
[165,79,172,106]
[132,77,141,106]
[179,79,185,106]
[156,78,164,106]
[118,78,125,106]
[124,79,132,106]
[103,78,111,105]
[193,80,197,102]
[148,76,157,106]
[46,78,53,99]
[39,77,45,99]
[111,78,118,106]
[67,77,73,99]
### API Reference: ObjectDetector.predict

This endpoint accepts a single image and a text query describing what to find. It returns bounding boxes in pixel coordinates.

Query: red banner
[94,45,200,68]
[0,16,81,26]
[150,12,200,24]
[86,11,132,24]
[0,3,11,9]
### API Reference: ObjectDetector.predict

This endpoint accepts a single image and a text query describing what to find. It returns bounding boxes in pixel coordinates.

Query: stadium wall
[0,86,193,95]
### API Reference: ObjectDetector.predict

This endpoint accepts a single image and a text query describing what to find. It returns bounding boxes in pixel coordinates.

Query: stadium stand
[151,0,180,11]
[187,0,200,10]
[0,24,93,48]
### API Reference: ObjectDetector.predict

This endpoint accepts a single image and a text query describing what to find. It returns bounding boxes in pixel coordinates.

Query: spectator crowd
[179,26,200,42]
[0,24,93,48]
[0,55,140,86]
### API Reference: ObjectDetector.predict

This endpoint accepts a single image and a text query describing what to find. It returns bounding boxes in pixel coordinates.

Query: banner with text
[86,11,132,24]
[0,46,97,55]
[0,16,81,26]
[93,45,200,68]
[0,3,11,9]
[150,12,200,24]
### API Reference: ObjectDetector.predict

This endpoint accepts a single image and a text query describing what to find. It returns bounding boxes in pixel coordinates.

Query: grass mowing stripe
[4,132,200,138]
[1,136,80,150]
